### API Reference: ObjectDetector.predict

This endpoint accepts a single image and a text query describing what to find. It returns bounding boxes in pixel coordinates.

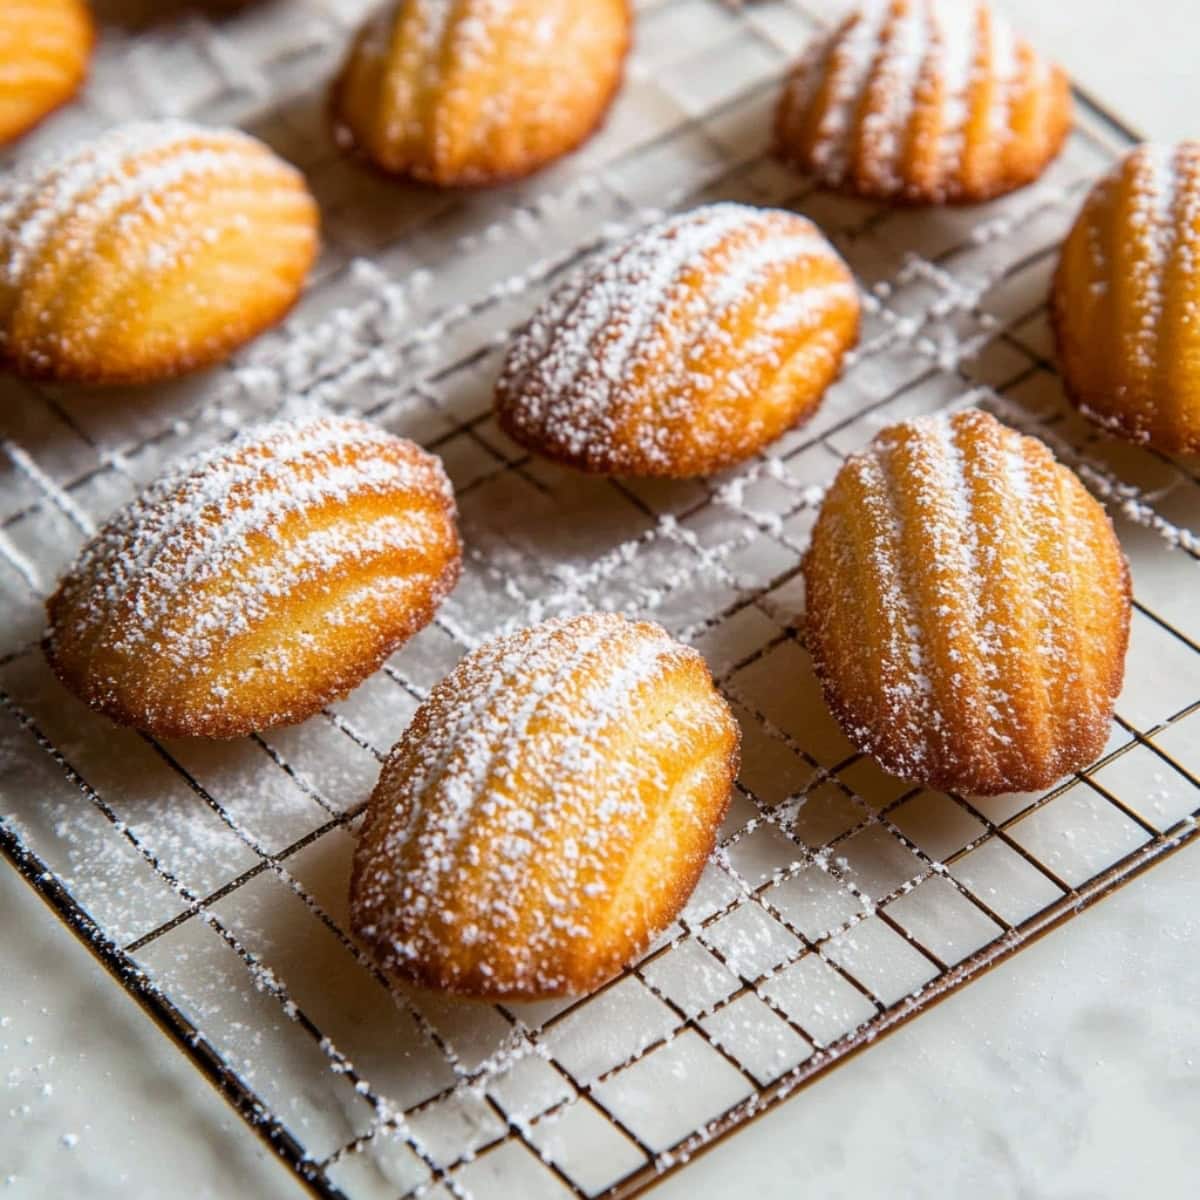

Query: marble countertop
[3,3,1199,1198]
[5,822,1198,1200]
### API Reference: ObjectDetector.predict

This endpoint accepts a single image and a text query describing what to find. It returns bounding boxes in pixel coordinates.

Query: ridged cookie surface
[46,417,461,739]
[0,121,319,384]
[0,0,93,146]
[775,0,1072,204]
[1054,142,1200,454]
[350,613,740,1000]
[496,203,860,477]
[332,0,631,186]
[803,408,1129,796]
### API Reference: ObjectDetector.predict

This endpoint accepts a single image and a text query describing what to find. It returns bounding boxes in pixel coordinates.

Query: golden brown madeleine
[1054,142,1200,454]
[45,417,461,739]
[0,120,319,385]
[775,0,1072,205]
[332,0,631,186]
[0,0,93,147]
[495,203,861,478]
[803,408,1130,796]
[350,613,740,1000]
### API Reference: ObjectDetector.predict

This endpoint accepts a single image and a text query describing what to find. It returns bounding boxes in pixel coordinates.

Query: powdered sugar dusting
[810,1,889,179]
[336,0,624,186]
[496,202,859,475]
[1055,140,1200,452]
[777,0,1066,203]
[352,613,737,997]
[2,9,1196,1196]
[1126,145,1178,376]
[0,121,293,294]
[859,0,931,193]
[45,416,459,735]
[805,409,1129,795]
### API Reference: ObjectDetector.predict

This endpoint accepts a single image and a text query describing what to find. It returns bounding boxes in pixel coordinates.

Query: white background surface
[3,3,1200,1198]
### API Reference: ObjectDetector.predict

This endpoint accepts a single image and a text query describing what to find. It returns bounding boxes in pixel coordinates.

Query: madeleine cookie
[496,203,860,477]
[0,0,93,147]
[803,409,1129,796]
[45,417,461,739]
[775,0,1072,205]
[0,121,319,385]
[332,0,631,186]
[351,613,740,999]
[1054,142,1200,454]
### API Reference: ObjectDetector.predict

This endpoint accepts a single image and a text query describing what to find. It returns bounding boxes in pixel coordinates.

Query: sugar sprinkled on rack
[1040,433,1200,555]
[4,6,1200,1196]
[188,15,270,102]
[2,438,95,536]
[978,387,1200,554]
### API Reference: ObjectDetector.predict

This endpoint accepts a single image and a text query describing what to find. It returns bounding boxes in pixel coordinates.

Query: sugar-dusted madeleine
[0,121,319,385]
[45,417,461,739]
[350,613,740,1000]
[0,0,93,146]
[775,0,1072,205]
[332,0,631,186]
[495,203,861,478]
[804,408,1130,796]
[1054,142,1200,454]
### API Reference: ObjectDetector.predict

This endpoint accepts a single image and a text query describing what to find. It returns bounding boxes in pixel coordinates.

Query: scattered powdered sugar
[3,11,1196,1195]
[2,438,94,537]
[1007,406,1200,555]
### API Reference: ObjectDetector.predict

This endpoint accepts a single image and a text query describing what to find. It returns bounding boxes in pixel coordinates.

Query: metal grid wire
[2,1,1200,1197]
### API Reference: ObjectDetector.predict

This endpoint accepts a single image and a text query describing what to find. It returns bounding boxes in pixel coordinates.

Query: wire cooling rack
[3,1,1200,1197]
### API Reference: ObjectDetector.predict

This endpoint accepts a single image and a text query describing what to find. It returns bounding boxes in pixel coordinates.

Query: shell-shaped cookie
[350,612,740,999]
[332,0,631,186]
[45,417,461,739]
[0,0,93,146]
[0,121,319,385]
[1053,142,1200,454]
[803,408,1129,796]
[495,203,861,478]
[775,0,1072,205]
